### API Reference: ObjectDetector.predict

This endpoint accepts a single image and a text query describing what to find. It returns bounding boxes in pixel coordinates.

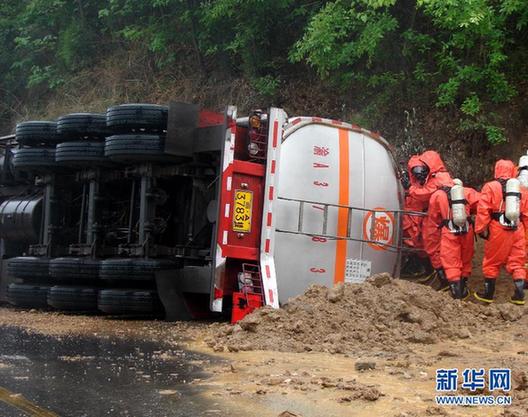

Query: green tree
[291,0,528,143]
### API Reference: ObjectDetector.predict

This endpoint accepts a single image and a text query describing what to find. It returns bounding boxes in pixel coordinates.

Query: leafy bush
[0,0,526,144]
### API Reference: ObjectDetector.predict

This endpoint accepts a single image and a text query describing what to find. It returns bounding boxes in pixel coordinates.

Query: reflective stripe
[334,129,349,284]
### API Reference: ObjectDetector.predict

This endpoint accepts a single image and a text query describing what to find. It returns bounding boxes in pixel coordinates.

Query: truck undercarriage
[0,103,413,321]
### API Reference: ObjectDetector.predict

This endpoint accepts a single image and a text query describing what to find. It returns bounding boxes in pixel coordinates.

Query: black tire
[7,283,51,308]
[13,148,57,172]
[8,257,50,279]
[55,141,108,167]
[15,121,60,147]
[99,258,176,281]
[98,289,163,315]
[106,104,168,134]
[49,258,100,280]
[57,113,108,140]
[104,134,177,163]
[47,286,99,311]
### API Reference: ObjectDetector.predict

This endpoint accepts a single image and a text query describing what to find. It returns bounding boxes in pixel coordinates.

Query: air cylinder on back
[450,179,466,227]
[0,195,43,242]
[505,178,521,223]
[519,154,528,189]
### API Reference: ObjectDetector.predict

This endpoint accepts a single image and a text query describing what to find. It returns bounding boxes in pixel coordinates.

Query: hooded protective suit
[519,164,528,279]
[428,184,480,283]
[403,155,427,251]
[475,160,528,280]
[408,151,452,269]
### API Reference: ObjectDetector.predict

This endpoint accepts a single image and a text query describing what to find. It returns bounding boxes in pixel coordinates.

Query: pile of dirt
[207,273,526,354]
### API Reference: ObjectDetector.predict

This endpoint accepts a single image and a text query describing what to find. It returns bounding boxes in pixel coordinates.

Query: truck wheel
[104,134,178,163]
[55,141,108,167]
[15,121,59,147]
[13,148,57,172]
[47,286,99,311]
[8,257,50,279]
[98,289,163,315]
[57,113,108,140]
[99,258,176,281]
[7,283,51,309]
[49,258,100,280]
[106,104,168,134]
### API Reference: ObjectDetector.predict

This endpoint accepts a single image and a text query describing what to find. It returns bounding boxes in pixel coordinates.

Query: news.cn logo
[435,368,512,406]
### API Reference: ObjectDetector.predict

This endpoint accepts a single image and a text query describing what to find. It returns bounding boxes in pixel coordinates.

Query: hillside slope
[3,49,526,186]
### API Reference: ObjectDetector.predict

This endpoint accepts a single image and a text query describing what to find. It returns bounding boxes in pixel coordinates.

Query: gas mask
[411,165,429,185]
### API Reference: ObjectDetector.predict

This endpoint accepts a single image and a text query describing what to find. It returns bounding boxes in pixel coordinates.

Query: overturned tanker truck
[0,104,411,321]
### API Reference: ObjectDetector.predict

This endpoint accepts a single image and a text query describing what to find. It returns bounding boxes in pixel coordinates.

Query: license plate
[233,190,253,233]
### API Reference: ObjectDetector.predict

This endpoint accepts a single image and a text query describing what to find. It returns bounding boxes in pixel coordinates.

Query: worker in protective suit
[518,153,528,287]
[401,155,433,277]
[426,178,480,299]
[403,156,427,250]
[408,150,453,289]
[474,159,528,305]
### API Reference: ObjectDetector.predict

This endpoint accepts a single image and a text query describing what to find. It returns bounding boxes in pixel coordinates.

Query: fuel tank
[0,195,43,242]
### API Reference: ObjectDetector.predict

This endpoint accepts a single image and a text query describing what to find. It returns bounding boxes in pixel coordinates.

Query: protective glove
[478,228,490,240]
[400,171,410,190]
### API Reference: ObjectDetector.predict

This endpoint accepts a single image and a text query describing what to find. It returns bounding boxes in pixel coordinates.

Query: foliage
[0,0,527,143]
[291,0,528,143]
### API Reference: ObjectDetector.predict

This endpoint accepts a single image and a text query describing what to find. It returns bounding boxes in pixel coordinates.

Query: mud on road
[0,269,526,417]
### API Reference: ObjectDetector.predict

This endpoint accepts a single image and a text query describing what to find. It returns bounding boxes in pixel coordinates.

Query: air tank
[519,154,528,189]
[450,179,466,227]
[505,178,521,223]
[0,196,43,242]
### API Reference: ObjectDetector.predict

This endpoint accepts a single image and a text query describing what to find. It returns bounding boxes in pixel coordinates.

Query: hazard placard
[233,190,253,233]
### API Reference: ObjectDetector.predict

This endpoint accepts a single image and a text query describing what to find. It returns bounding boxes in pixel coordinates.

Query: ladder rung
[298,201,304,232]
[322,205,328,235]
[346,207,352,238]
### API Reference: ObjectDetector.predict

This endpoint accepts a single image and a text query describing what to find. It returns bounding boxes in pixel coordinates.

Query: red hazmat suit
[475,160,528,280]
[408,151,452,269]
[403,155,427,251]
[428,186,480,281]
[520,176,528,279]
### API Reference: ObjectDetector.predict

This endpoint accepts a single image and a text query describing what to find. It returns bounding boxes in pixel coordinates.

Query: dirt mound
[208,274,525,354]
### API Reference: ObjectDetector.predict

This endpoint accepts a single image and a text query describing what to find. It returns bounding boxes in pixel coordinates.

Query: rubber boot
[421,256,434,275]
[436,268,450,292]
[474,278,496,304]
[401,255,425,279]
[460,277,470,300]
[510,280,525,306]
[449,280,463,299]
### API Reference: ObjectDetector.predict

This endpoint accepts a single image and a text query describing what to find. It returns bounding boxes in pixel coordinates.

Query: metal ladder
[240,263,265,304]
[275,196,425,253]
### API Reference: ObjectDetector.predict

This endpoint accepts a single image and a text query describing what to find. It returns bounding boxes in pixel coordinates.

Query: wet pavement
[0,325,222,417]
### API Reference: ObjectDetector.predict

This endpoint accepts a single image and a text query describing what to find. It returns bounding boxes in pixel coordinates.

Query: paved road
[0,325,219,417]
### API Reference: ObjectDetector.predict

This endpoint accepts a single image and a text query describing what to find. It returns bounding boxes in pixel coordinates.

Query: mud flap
[155,266,215,321]
[165,102,199,157]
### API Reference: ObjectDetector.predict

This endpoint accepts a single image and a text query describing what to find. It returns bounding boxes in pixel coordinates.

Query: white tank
[272,117,402,303]
[450,179,466,227]
[505,178,521,223]
[519,154,528,189]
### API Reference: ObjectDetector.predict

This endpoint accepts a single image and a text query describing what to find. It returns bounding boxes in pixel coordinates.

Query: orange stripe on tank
[334,129,350,284]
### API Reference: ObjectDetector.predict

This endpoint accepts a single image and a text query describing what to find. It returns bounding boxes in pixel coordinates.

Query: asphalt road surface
[0,325,218,417]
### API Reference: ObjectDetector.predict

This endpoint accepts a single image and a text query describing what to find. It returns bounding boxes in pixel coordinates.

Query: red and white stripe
[286,116,385,144]
[260,108,287,308]
[211,106,238,312]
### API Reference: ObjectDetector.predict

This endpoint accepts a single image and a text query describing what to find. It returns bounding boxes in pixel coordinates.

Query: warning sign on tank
[233,190,253,233]
[363,208,395,251]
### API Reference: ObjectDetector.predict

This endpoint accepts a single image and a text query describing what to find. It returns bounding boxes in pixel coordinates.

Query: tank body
[273,119,403,303]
